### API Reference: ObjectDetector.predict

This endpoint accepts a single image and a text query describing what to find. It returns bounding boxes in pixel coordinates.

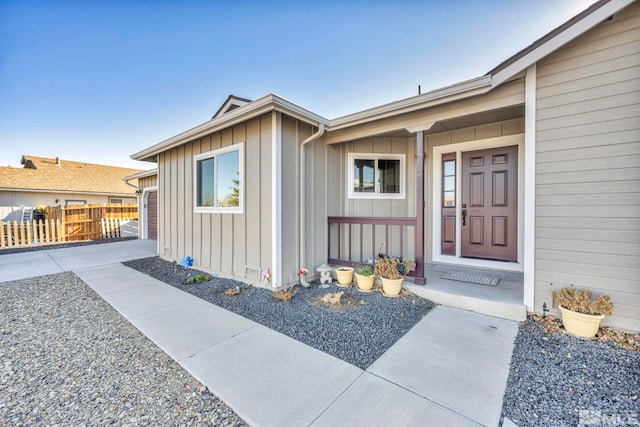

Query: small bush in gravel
[185,273,211,284]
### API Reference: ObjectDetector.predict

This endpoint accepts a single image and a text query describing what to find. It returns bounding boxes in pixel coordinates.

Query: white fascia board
[131,94,329,162]
[492,0,635,87]
[329,75,492,130]
[270,94,330,126]
[0,188,136,196]
[124,169,157,180]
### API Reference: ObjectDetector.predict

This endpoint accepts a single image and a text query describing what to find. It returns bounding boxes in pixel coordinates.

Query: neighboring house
[132,0,640,331]
[0,155,144,222]
[125,169,158,240]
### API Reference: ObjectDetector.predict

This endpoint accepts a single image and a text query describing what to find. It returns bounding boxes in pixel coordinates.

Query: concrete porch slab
[181,325,363,427]
[368,306,518,427]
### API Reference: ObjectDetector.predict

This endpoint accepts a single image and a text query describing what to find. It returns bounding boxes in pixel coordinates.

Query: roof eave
[0,188,138,196]
[131,94,330,161]
[490,0,634,86]
[328,75,493,130]
[124,168,158,180]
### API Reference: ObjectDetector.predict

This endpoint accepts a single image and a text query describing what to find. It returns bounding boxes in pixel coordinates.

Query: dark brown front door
[461,146,517,261]
[146,191,158,240]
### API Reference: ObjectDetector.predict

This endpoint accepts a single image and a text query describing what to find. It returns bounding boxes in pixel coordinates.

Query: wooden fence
[0,204,138,249]
[56,203,138,241]
[0,219,65,248]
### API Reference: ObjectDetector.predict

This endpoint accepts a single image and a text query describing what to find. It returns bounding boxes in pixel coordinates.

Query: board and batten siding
[157,114,273,284]
[280,114,314,281]
[534,2,640,331]
[138,174,158,189]
[336,137,416,262]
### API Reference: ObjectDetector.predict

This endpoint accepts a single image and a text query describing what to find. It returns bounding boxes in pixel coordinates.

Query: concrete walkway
[1,240,518,427]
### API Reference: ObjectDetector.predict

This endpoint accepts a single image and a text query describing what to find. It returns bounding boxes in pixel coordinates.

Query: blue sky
[1,0,593,170]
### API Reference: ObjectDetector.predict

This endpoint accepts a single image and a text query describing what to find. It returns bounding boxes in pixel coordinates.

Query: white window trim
[347,152,406,199]
[193,143,244,214]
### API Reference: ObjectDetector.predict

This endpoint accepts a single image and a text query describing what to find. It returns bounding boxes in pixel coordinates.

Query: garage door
[147,191,158,240]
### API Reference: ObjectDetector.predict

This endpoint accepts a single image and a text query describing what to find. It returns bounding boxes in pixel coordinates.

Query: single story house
[0,155,143,222]
[132,0,640,332]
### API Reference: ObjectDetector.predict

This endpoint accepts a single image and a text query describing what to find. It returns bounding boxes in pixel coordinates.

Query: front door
[461,146,518,261]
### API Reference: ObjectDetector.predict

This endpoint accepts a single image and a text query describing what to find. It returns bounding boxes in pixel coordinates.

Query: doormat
[440,271,499,287]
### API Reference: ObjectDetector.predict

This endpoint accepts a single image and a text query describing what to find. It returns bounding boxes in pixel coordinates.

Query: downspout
[299,123,325,287]
[124,178,141,194]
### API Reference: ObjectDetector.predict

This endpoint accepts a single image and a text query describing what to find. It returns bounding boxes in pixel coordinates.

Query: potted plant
[355,264,375,291]
[552,287,614,338]
[374,256,416,297]
[335,266,355,286]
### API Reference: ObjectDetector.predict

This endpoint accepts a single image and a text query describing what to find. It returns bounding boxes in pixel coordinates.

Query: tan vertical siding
[157,114,273,285]
[280,115,314,279]
[534,2,640,331]
[139,174,158,189]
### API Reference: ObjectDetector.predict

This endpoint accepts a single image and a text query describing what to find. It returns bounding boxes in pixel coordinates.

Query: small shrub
[186,274,210,285]
[356,265,374,276]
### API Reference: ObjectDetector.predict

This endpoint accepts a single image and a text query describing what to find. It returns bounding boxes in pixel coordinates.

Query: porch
[327,215,527,322]
[406,264,526,322]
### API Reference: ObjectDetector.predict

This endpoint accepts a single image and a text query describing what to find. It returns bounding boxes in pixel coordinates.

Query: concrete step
[406,283,527,322]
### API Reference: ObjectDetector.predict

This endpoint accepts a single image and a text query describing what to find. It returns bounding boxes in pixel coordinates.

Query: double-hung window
[194,144,243,213]
[348,153,405,199]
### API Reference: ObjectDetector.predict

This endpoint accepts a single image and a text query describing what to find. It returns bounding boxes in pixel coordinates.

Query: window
[442,156,456,207]
[65,199,86,206]
[109,197,136,204]
[194,144,243,213]
[348,153,405,199]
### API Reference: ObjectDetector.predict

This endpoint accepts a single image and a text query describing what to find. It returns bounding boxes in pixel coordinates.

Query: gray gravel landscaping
[124,256,435,370]
[0,272,244,426]
[501,319,640,427]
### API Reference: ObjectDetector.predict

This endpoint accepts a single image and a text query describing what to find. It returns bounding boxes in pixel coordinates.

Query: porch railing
[327,216,423,280]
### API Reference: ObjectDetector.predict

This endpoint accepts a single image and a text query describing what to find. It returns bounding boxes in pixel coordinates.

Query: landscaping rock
[0,272,245,426]
[124,256,434,369]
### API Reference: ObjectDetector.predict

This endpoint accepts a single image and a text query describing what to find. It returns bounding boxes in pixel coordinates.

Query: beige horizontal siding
[533,1,640,331]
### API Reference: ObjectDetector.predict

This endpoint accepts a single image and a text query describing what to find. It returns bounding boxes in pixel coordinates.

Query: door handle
[462,209,467,226]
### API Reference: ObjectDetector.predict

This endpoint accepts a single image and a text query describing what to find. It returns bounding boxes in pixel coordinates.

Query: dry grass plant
[530,314,639,351]
[374,257,416,280]
[552,287,614,316]
[272,287,297,301]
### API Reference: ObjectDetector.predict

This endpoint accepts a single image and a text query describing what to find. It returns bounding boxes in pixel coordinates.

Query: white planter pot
[381,277,403,297]
[335,267,354,285]
[355,273,374,291]
[559,306,605,338]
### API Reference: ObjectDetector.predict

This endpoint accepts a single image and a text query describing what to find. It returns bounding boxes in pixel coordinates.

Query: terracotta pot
[335,267,354,285]
[381,277,403,296]
[355,273,374,291]
[559,306,605,338]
